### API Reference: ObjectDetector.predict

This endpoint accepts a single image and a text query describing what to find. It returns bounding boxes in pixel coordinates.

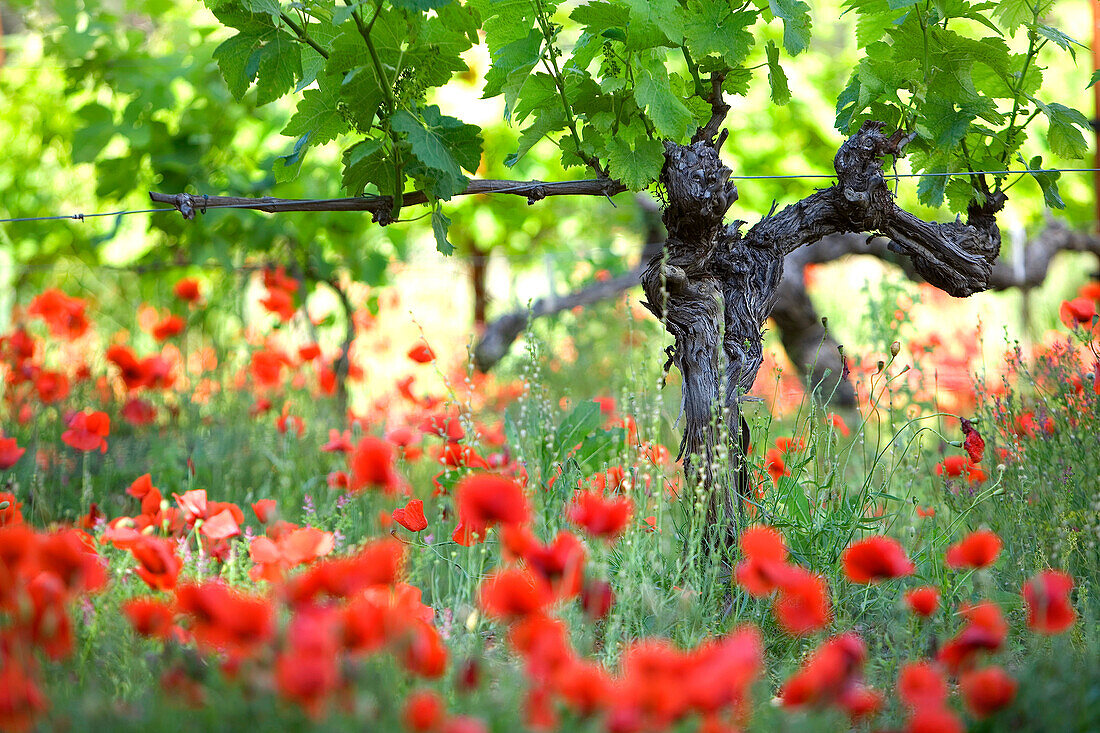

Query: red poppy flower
[107,345,152,391]
[0,437,26,470]
[250,349,290,389]
[1059,296,1096,329]
[34,370,69,404]
[0,491,24,526]
[765,448,789,485]
[841,536,914,584]
[393,499,428,532]
[175,582,274,657]
[298,343,321,361]
[904,586,940,617]
[27,288,89,340]
[61,410,110,453]
[774,566,831,636]
[173,277,202,303]
[945,529,1002,569]
[121,397,157,426]
[38,528,107,595]
[249,528,335,583]
[935,455,985,483]
[960,418,985,463]
[321,429,353,453]
[897,661,948,710]
[408,342,435,364]
[734,525,789,596]
[780,633,866,708]
[455,473,529,542]
[905,706,963,733]
[959,665,1017,719]
[580,579,615,620]
[827,413,851,437]
[480,567,552,622]
[349,435,405,495]
[404,690,445,732]
[151,314,185,341]
[252,499,277,524]
[130,536,183,591]
[1022,570,1076,634]
[564,490,633,542]
[122,597,177,639]
[201,509,241,541]
[938,601,1008,671]
[260,287,296,322]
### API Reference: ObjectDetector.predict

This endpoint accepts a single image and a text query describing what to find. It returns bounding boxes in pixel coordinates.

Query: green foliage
[838,0,1086,212]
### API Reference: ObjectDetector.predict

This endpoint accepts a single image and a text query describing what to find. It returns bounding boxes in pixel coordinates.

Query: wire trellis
[2,167,1098,226]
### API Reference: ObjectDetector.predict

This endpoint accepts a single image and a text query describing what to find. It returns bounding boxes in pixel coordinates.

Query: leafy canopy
[202,0,1088,251]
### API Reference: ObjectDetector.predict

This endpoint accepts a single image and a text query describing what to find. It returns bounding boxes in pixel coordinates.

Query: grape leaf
[431,203,454,255]
[634,57,695,140]
[625,0,685,49]
[242,0,281,17]
[992,0,1033,34]
[683,0,754,68]
[916,163,948,208]
[769,0,812,56]
[1032,99,1089,159]
[606,136,664,189]
[393,0,454,11]
[1026,155,1064,209]
[282,85,347,146]
[253,29,301,105]
[765,41,790,105]
[392,105,483,199]
[341,138,390,195]
[273,133,311,182]
[1036,24,1082,61]
[1089,70,1100,89]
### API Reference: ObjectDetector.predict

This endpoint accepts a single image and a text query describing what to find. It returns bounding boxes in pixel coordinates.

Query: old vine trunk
[642,121,1006,551]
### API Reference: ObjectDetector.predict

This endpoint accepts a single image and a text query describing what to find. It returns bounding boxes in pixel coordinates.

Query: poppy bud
[890,341,901,357]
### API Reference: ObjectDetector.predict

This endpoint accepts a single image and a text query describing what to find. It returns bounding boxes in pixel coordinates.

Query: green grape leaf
[1026,155,1064,209]
[634,58,695,140]
[1032,99,1089,159]
[765,41,790,105]
[723,66,753,96]
[431,203,454,255]
[482,29,543,117]
[1089,70,1100,89]
[341,138,390,195]
[282,85,347,146]
[1036,24,1082,61]
[625,0,685,49]
[212,30,265,99]
[242,0,281,17]
[769,0,812,56]
[393,0,454,11]
[507,108,568,167]
[391,105,482,199]
[253,29,301,105]
[336,66,386,131]
[273,133,311,182]
[606,136,664,189]
[916,163,948,208]
[992,0,1033,34]
[683,0,754,68]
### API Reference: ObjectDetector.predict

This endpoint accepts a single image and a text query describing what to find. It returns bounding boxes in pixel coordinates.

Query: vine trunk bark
[642,122,1006,551]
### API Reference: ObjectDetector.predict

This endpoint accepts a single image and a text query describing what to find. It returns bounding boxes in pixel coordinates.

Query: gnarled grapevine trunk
[642,122,1006,549]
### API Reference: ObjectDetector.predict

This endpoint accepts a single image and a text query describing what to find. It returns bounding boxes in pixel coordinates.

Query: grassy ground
[1,270,1098,732]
